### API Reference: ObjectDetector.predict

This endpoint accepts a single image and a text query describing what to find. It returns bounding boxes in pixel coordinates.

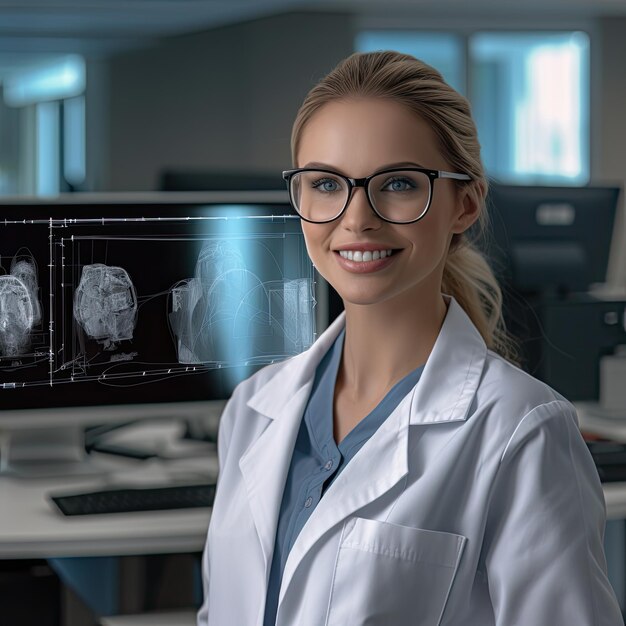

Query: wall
[0,87,21,194]
[595,16,626,288]
[96,9,626,288]
[84,58,111,194]
[104,12,353,191]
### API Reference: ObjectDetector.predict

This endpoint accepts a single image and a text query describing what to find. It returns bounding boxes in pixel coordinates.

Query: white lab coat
[198,296,622,626]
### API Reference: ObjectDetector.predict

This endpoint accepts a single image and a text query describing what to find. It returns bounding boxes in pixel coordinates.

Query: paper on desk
[102,456,219,489]
[99,420,216,460]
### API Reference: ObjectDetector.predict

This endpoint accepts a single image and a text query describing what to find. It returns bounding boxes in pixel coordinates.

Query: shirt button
[324,460,333,471]
[304,496,313,508]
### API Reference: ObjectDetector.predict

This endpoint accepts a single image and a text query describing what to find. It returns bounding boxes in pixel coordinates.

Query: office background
[1,1,626,625]
[0,3,625,286]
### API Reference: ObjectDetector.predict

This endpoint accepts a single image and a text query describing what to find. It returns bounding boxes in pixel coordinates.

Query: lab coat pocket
[326,517,466,626]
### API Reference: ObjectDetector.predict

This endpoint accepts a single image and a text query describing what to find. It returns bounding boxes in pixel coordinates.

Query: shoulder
[481,349,568,407]
[475,349,579,461]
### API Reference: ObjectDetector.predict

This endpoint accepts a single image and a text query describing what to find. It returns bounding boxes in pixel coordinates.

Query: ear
[451,181,485,234]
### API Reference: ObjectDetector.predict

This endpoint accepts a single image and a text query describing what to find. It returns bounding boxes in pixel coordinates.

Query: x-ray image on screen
[0,275,36,356]
[0,211,315,393]
[169,239,313,366]
[0,249,45,361]
[43,216,315,386]
[74,264,138,350]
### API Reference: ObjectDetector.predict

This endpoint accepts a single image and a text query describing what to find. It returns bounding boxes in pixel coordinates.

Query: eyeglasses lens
[289,170,432,223]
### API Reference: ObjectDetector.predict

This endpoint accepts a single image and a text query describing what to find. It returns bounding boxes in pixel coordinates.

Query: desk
[577,402,626,521]
[0,421,217,622]
[577,401,626,613]
[578,402,626,441]
[0,421,217,559]
[0,471,213,559]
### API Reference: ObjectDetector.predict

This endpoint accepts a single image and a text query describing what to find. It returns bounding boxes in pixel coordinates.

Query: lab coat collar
[409,294,487,425]
[245,311,347,419]
[246,295,487,427]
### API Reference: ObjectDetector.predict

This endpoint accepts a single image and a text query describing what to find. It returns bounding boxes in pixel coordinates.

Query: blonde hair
[291,50,519,364]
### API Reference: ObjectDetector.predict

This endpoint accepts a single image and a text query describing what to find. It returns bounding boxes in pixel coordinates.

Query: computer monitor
[485,184,621,295]
[0,191,316,475]
[484,184,623,398]
[160,170,285,192]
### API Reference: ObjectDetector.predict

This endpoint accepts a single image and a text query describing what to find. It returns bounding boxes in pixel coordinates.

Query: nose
[340,186,381,232]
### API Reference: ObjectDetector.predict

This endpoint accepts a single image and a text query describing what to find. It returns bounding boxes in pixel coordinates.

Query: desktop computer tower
[507,294,626,403]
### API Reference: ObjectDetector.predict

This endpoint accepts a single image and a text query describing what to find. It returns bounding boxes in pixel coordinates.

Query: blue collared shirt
[263,329,424,625]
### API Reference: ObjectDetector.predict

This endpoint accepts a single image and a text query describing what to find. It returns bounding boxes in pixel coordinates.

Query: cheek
[400,221,454,279]
[411,202,457,250]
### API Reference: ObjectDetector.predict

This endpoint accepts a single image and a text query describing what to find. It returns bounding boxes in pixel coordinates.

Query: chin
[335,286,397,308]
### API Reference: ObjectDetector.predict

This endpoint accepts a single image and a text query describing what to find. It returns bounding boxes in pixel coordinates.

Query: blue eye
[381,177,416,192]
[312,178,341,193]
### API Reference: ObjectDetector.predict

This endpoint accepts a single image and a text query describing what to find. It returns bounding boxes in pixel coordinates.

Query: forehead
[297,98,446,174]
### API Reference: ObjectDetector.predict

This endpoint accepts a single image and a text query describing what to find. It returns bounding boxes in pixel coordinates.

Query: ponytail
[443,241,520,364]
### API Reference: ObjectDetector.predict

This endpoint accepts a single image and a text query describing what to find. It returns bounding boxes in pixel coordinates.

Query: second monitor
[485,183,624,402]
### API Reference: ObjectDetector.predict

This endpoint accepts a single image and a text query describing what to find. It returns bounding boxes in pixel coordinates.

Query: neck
[339,290,447,399]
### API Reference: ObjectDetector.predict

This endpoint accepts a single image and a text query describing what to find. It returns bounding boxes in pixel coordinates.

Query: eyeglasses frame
[282,166,472,224]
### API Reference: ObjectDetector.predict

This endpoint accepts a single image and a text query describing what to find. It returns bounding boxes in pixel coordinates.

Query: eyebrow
[301,160,427,173]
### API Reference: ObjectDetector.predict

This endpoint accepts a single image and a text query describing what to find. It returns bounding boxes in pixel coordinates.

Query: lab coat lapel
[238,314,347,574]
[278,389,412,607]
[238,381,313,572]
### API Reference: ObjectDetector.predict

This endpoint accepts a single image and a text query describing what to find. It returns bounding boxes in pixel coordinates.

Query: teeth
[339,249,394,262]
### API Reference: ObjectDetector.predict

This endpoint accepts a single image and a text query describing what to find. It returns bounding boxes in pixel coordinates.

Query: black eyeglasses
[282,167,471,224]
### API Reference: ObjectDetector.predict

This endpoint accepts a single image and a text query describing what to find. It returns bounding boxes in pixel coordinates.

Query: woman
[198,51,622,625]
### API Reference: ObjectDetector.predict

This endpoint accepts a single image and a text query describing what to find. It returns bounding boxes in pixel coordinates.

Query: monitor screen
[483,184,622,394]
[485,184,620,295]
[160,170,285,192]
[0,192,314,424]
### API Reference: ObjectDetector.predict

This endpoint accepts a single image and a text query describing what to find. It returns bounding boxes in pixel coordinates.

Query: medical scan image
[0,252,41,357]
[169,239,314,366]
[0,275,37,357]
[1,213,314,391]
[73,263,138,350]
[10,253,42,326]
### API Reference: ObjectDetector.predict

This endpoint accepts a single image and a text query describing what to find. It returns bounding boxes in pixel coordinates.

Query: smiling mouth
[336,249,399,263]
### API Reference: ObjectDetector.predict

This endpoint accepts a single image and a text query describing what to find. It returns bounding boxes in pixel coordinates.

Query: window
[357,31,590,185]
[471,32,589,184]
[355,32,464,93]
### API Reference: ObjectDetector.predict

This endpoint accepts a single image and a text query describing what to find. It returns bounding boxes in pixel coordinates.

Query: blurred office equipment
[486,184,626,404]
[0,192,315,476]
[51,483,216,516]
[160,170,285,192]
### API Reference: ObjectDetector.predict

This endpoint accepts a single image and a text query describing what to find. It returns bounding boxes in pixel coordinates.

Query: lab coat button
[304,496,313,508]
